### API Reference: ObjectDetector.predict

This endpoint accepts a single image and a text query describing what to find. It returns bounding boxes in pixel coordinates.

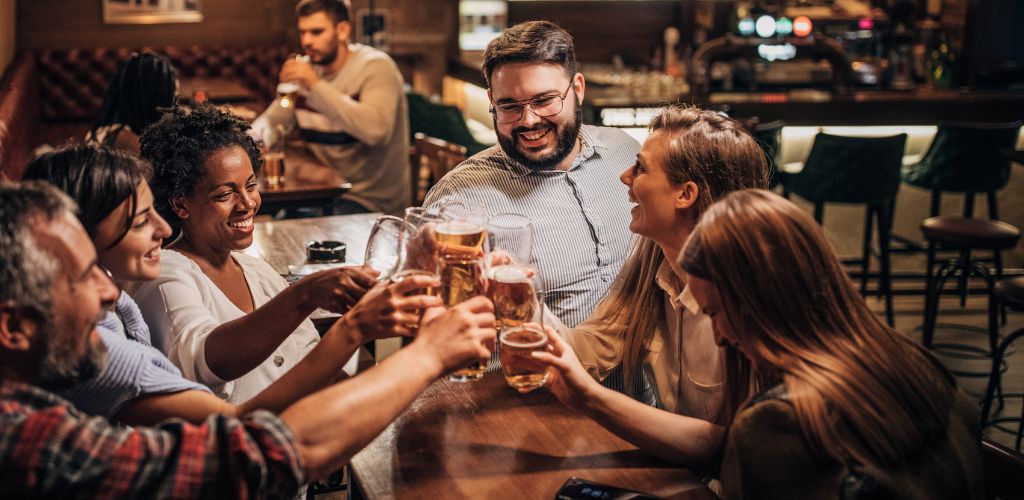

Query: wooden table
[350,373,715,500]
[247,213,380,331]
[258,145,353,216]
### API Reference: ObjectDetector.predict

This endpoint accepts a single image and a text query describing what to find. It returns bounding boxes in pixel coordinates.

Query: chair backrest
[752,119,785,186]
[407,92,488,156]
[410,133,467,206]
[790,132,907,205]
[906,121,1022,193]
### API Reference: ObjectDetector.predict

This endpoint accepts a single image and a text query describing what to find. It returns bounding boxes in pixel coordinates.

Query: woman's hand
[295,265,379,313]
[531,326,601,412]
[336,273,443,343]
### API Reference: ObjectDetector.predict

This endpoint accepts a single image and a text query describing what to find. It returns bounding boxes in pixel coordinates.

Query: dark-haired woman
[88,52,178,155]
[24,142,432,425]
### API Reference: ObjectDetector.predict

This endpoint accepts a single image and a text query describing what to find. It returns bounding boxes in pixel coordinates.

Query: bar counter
[447,58,1024,126]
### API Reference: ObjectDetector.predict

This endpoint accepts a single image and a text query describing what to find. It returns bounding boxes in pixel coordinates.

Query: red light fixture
[858,18,874,30]
[793,16,813,37]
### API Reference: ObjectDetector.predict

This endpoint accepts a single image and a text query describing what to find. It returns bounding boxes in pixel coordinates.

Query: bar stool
[900,121,1021,267]
[920,217,1020,367]
[981,277,1024,451]
[781,132,907,326]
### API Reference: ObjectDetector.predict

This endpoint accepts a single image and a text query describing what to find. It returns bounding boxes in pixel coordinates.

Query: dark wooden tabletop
[247,212,379,274]
[247,213,380,331]
[178,77,257,103]
[349,373,715,500]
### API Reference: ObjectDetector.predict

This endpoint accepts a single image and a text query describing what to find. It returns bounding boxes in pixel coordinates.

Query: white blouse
[130,250,321,404]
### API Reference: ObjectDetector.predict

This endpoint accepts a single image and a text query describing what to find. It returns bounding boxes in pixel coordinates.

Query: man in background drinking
[254,0,410,215]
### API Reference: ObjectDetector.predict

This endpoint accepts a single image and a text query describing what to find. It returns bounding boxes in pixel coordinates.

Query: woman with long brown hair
[539,106,769,466]
[678,189,983,498]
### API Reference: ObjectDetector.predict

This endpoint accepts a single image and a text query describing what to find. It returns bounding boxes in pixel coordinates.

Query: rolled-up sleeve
[1,397,305,498]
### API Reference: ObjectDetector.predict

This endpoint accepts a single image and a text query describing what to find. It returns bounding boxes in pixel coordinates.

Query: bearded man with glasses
[424,21,640,329]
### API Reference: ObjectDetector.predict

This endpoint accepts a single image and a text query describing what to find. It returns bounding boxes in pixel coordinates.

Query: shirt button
[601,273,612,282]
[273,355,284,367]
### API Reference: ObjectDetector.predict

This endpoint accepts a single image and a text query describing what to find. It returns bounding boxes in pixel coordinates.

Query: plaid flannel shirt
[0,380,305,499]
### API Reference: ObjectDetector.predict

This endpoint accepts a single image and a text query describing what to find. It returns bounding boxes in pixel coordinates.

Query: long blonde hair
[681,189,956,465]
[598,105,769,424]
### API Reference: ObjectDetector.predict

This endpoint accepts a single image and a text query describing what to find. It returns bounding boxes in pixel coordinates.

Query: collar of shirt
[654,261,700,315]
[506,125,608,179]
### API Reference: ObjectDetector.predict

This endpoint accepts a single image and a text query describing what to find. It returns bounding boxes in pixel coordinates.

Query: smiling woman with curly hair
[134,104,437,407]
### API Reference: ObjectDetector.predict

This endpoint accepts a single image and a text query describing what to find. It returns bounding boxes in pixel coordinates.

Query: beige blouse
[564,263,725,421]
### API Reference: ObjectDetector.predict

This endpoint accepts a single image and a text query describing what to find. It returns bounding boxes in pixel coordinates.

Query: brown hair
[482,21,577,87]
[601,105,769,424]
[681,189,956,465]
[296,0,349,23]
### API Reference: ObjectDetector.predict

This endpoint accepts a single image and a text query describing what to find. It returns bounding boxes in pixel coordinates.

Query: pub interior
[1,0,1023,498]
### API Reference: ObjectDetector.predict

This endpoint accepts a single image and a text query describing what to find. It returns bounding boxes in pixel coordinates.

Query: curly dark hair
[138,104,263,232]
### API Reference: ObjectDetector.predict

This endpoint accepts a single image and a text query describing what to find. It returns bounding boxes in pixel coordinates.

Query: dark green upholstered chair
[902,121,1021,220]
[752,120,785,188]
[782,132,908,326]
[407,92,488,157]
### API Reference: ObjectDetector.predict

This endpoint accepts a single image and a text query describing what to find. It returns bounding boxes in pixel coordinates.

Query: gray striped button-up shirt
[423,125,640,327]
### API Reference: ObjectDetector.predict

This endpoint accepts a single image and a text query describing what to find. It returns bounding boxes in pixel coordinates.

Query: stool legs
[981,328,1024,451]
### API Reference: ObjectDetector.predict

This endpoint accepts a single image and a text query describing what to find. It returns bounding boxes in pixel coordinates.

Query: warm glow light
[793,16,813,37]
[858,18,874,30]
[755,15,777,38]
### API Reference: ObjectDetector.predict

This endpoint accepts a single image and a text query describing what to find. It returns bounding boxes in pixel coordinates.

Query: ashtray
[306,240,346,262]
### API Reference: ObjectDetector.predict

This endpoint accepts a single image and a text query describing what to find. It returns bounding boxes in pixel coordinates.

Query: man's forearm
[280,343,444,479]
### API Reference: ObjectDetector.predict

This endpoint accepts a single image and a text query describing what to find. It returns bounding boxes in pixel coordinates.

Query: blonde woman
[677,189,983,498]
[547,106,769,466]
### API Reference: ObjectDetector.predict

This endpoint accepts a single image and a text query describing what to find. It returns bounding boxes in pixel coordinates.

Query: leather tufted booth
[36,45,292,121]
[0,53,40,180]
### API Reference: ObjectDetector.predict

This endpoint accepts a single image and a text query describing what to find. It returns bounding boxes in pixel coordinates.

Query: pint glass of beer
[389,268,440,333]
[262,124,287,190]
[497,286,548,392]
[435,201,489,381]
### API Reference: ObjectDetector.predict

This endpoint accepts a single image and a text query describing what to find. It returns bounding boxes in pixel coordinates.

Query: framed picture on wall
[103,0,203,25]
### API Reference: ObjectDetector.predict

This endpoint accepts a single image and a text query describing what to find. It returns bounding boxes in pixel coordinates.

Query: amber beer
[489,264,536,327]
[263,151,286,190]
[276,82,300,109]
[390,269,439,332]
[436,219,487,381]
[500,325,549,392]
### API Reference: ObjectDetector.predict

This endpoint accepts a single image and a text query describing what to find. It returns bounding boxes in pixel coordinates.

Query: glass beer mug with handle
[363,215,410,282]
[435,200,489,382]
[276,54,310,109]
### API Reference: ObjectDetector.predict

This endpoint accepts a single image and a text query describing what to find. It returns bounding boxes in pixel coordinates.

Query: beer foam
[493,264,532,283]
[436,220,484,235]
[500,327,547,349]
[277,82,300,93]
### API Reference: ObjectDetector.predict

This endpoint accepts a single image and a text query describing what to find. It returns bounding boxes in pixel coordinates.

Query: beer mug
[497,284,549,393]
[363,215,409,281]
[485,212,533,265]
[385,208,446,334]
[277,54,310,109]
[435,200,489,381]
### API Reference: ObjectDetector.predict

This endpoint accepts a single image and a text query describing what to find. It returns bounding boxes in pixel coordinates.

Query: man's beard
[314,44,338,67]
[36,324,108,392]
[496,96,582,171]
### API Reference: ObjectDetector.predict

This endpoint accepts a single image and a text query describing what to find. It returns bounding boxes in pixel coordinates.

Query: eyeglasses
[489,82,574,124]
